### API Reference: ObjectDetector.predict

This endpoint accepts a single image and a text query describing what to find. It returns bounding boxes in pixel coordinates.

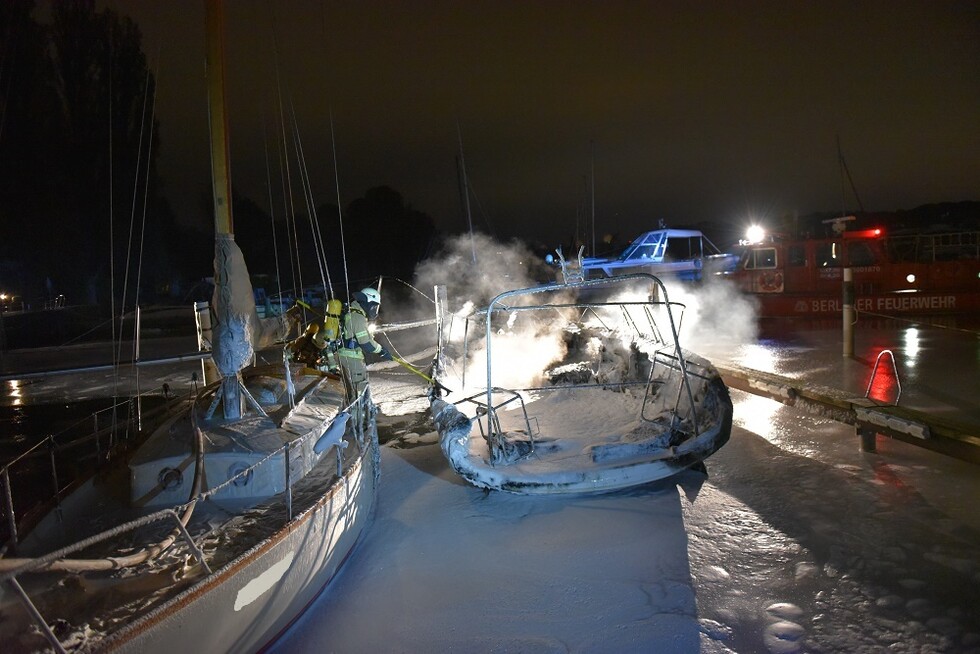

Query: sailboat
[0,1,378,651]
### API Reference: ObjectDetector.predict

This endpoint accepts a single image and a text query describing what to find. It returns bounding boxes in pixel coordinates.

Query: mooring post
[842,267,855,357]
[857,425,877,452]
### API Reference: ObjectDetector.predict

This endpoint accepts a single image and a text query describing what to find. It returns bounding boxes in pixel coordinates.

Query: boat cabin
[579,228,738,280]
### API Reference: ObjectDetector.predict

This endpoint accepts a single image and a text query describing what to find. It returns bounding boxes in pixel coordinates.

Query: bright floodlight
[906,273,916,284]
[746,225,765,244]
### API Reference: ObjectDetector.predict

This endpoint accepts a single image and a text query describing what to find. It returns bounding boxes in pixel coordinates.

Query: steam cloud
[382,233,759,399]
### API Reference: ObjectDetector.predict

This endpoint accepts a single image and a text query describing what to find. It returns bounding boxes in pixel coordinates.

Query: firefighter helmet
[360,287,381,305]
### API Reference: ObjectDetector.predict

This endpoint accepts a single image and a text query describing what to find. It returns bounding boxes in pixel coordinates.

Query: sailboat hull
[102,419,379,653]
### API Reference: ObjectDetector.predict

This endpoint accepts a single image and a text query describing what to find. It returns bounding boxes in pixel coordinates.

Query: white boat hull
[101,419,379,653]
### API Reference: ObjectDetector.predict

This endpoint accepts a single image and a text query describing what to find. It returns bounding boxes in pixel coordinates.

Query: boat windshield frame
[476,273,698,442]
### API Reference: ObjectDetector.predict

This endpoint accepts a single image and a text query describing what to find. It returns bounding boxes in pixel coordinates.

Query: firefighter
[286,321,326,367]
[337,287,391,396]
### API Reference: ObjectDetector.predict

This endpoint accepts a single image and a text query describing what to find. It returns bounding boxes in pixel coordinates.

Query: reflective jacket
[340,300,383,359]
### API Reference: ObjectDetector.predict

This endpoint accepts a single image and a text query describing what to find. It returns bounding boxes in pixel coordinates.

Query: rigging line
[288,96,332,299]
[261,111,285,313]
[455,119,476,263]
[274,97,298,300]
[0,15,16,148]
[378,276,435,304]
[837,134,865,215]
[291,122,329,298]
[133,45,161,360]
[466,179,495,236]
[269,7,301,300]
[117,55,154,367]
[108,33,118,390]
[329,109,350,300]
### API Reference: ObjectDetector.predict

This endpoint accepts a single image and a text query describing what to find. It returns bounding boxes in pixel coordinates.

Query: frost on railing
[437,273,702,457]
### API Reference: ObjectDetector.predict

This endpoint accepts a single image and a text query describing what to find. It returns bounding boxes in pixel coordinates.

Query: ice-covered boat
[428,272,732,494]
[0,3,377,651]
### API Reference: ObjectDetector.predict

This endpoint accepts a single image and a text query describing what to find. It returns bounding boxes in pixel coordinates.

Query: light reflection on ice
[7,379,22,406]
[903,326,920,365]
[733,393,780,442]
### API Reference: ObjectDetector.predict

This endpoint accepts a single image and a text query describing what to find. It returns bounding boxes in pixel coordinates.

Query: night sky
[107,0,979,246]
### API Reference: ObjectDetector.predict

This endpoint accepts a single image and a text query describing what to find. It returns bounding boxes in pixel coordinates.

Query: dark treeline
[231,185,437,303]
[0,1,438,312]
[0,0,188,309]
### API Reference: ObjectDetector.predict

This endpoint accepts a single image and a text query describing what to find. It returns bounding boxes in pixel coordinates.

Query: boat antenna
[590,140,596,257]
[837,134,865,216]
[329,109,350,300]
[456,118,476,264]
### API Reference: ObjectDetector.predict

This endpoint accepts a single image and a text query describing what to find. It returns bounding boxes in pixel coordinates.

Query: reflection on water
[7,379,22,406]
[733,393,781,441]
[0,398,119,458]
[720,316,980,426]
[732,342,781,374]
[902,327,920,366]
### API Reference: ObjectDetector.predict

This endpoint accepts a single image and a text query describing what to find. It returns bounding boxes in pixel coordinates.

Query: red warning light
[849,227,884,239]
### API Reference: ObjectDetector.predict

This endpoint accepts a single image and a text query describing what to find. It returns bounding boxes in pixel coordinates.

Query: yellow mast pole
[205,0,233,236]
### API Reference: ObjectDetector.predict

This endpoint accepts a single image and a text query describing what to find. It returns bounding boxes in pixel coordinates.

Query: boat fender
[314,411,351,454]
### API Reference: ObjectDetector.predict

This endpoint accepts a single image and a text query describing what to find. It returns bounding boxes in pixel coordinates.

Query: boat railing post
[48,436,61,510]
[134,394,142,435]
[6,577,66,654]
[843,267,855,357]
[284,441,292,520]
[434,285,446,376]
[93,414,101,463]
[2,466,18,552]
[135,304,141,362]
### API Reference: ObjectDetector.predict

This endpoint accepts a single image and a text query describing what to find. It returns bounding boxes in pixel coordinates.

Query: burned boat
[428,273,732,494]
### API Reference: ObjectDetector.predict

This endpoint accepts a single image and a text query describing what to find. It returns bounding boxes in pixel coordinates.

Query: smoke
[384,233,759,398]
[660,276,759,363]
[370,233,559,384]
[411,233,567,392]
[413,232,552,309]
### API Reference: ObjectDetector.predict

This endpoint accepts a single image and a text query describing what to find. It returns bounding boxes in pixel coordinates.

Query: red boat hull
[748,290,980,317]
[726,228,980,318]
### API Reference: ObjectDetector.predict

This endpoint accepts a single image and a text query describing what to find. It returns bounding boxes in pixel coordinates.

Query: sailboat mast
[206,0,233,236]
[206,0,252,420]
